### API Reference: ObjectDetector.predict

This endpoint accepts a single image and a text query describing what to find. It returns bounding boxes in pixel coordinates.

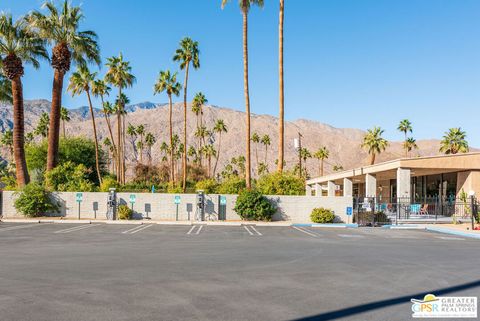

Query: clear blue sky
[4,0,480,145]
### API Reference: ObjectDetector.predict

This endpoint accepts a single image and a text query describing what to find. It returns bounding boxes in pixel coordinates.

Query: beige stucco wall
[456,171,480,197]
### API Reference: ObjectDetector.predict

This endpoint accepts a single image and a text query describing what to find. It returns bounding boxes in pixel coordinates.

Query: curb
[383,225,426,230]
[425,226,480,240]
[293,223,359,228]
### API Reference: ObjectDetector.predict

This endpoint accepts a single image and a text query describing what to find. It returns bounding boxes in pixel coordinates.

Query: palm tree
[333,164,344,172]
[213,119,228,176]
[105,53,135,184]
[0,73,12,103]
[221,0,264,189]
[60,106,70,138]
[192,92,207,164]
[404,137,418,157]
[261,134,271,164]
[126,123,138,162]
[278,0,285,173]
[0,129,13,160]
[35,112,49,138]
[439,128,469,155]
[67,65,102,183]
[397,119,412,158]
[103,137,113,173]
[251,132,260,168]
[92,79,116,161]
[173,37,200,192]
[202,144,217,178]
[313,146,329,177]
[0,13,48,186]
[300,147,311,177]
[153,70,181,184]
[29,1,100,172]
[136,124,145,164]
[361,126,389,165]
[144,132,156,165]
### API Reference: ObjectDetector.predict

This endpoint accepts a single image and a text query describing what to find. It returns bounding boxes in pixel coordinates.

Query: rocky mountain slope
[0,99,451,178]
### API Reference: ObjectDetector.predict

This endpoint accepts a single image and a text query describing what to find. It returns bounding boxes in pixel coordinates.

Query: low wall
[0,191,353,223]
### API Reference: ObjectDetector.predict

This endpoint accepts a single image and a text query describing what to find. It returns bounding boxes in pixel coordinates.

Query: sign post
[346,206,353,224]
[174,196,181,221]
[129,194,136,211]
[76,193,83,220]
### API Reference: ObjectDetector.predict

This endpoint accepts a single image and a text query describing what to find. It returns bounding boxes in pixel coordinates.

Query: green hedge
[14,183,59,217]
[310,207,335,223]
[234,189,276,221]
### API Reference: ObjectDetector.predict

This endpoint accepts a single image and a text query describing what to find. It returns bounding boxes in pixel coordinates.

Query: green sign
[220,196,227,205]
[76,192,83,203]
[174,196,181,204]
[129,194,136,204]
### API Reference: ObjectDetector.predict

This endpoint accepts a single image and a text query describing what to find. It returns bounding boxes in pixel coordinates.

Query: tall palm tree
[126,123,138,162]
[105,53,135,184]
[92,79,116,161]
[153,70,181,184]
[313,146,329,177]
[202,144,217,178]
[213,119,228,176]
[439,128,469,155]
[144,132,156,166]
[361,126,389,165]
[300,147,311,177]
[278,0,285,173]
[404,137,418,158]
[67,65,102,183]
[60,106,70,138]
[251,132,260,168]
[0,129,13,160]
[261,134,271,164]
[397,119,412,158]
[173,37,200,192]
[0,13,48,186]
[333,164,344,172]
[35,112,49,138]
[136,124,145,164]
[29,1,100,172]
[192,92,207,165]
[103,137,113,173]
[221,0,264,189]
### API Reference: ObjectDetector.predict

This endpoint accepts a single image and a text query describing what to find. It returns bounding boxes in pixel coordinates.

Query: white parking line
[338,234,364,238]
[0,224,44,232]
[129,224,153,234]
[436,236,465,241]
[186,226,196,235]
[121,225,146,234]
[187,225,203,235]
[249,226,262,236]
[292,226,318,238]
[243,225,254,235]
[195,225,203,235]
[55,224,100,234]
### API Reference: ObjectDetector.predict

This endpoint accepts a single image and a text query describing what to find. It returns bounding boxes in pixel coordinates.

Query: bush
[99,176,119,192]
[234,189,276,221]
[195,179,219,194]
[117,205,133,220]
[167,183,183,194]
[256,171,305,195]
[310,207,335,223]
[14,183,59,217]
[45,161,95,192]
[217,176,246,194]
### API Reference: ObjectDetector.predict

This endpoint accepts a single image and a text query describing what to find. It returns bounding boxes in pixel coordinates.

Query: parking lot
[0,222,479,321]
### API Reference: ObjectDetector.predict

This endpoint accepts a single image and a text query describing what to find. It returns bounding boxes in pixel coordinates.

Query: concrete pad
[206,221,242,226]
[53,220,93,224]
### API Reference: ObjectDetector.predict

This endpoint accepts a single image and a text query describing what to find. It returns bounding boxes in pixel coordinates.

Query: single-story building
[306,153,480,202]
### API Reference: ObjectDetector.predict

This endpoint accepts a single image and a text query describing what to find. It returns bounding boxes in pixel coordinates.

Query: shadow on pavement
[292,279,480,321]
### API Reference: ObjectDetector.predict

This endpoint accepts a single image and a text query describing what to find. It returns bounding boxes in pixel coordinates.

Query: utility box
[196,190,205,221]
[218,195,227,220]
[107,188,117,220]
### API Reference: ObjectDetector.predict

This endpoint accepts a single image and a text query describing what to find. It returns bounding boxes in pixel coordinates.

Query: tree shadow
[292,279,480,321]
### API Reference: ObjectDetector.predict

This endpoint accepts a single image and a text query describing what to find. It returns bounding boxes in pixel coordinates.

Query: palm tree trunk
[243,10,252,189]
[208,156,212,178]
[62,120,66,138]
[102,95,117,164]
[46,69,64,171]
[213,132,222,177]
[278,0,285,173]
[321,159,324,176]
[11,77,29,187]
[182,62,190,192]
[370,153,376,165]
[404,132,407,158]
[86,90,102,184]
[169,94,174,184]
[122,113,126,183]
[265,145,268,164]
[139,134,143,164]
[116,88,122,183]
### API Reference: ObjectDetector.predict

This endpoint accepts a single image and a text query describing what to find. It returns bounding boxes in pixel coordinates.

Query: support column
[306,184,312,196]
[365,174,377,197]
[327,181,336,197]
[396,168,411,199]
[314,183,322,197]
[343,178,353,197]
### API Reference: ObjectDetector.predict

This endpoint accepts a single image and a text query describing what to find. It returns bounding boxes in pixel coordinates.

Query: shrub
[234,189,276,221]
[14,183,59,217]
[256,171,305,195]
[310,207,335,223]
[117,205,133,220]
[195,179,219,194]
[99,176,119,192]
[167,183,183,194]
[217,176,246,194]
[45,161,95,192]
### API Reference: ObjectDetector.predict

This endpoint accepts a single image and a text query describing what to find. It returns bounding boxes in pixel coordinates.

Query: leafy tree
[313,146,329,177]
[217,176,246,194]
[45,161,95,192]
[213,119,228,176]
[14,182,58,217]
[153,70,181,184]
[195,178,219,194]
[29,0,100,172]
[256,171,304,195]
[361,126,388,165]
[234,189,276,221]
[173,37,200,192]
[221,0,264,189]
[0,13,48,186]
[397,119,412,158]
[67,65,102,183]
[439,128,469,155]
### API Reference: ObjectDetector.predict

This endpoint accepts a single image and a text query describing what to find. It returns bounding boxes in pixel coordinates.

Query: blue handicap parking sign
[346,207,353,216]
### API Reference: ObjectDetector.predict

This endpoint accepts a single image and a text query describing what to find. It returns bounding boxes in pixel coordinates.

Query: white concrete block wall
[1,191,352,223]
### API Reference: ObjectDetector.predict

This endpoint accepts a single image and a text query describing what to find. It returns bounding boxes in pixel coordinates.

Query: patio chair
[419,204,429,215]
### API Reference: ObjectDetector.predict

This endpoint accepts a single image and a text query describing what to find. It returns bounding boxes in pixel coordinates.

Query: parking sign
[76,192,83,203]
[129,194,136,204]
[346,207,352,216]
[174,196,181,204]
[220,196,227,205]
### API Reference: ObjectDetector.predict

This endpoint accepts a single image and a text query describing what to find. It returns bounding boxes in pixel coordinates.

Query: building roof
[306,152,480,185]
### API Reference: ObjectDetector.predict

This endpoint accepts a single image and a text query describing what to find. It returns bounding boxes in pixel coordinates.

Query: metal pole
[470,195,475,230]
[78,202,80,220]
[176,204,179,221]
